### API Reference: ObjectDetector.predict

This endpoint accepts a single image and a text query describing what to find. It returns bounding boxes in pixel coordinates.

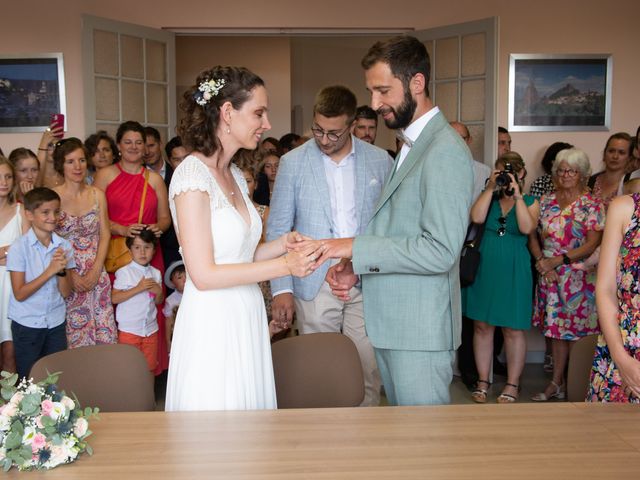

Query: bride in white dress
[165,66,321,411]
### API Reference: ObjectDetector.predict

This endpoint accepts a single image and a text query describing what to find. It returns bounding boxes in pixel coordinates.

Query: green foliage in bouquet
[0,371,99,471]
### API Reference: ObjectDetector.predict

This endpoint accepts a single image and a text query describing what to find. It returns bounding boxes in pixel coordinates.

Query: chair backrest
[567,334,599,402]
[29,344,155,412]
[271,332,364,408]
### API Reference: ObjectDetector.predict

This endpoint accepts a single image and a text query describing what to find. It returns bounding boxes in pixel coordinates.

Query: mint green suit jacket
[352,111,474,352]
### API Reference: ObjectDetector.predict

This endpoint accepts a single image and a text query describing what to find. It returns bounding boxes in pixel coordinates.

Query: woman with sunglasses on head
[464,152,539,403]
[530,148,604,401]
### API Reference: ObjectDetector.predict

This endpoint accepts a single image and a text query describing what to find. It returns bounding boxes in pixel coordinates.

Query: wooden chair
[567,334,599,402]
[271,332,364,408]
[30,344,155,412]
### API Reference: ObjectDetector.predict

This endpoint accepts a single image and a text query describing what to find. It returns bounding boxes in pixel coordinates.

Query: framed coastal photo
[0,53,67,133]
[508,54,612,132]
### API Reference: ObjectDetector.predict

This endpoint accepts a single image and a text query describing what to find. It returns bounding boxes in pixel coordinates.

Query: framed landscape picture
[508,54,611,132]
[0,53,66,133]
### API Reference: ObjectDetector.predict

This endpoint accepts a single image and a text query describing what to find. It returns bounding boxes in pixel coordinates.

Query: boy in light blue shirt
[7,188,75,379]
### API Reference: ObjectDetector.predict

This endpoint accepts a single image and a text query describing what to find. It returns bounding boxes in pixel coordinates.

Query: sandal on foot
[471,379,491,403]
[497,382,520,404]
[531,380,565,402]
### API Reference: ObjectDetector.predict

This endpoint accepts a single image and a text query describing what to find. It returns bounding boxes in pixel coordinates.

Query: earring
[226,127,231,134]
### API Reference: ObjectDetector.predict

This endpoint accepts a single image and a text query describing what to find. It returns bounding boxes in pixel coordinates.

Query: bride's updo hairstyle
[179,66,265,157]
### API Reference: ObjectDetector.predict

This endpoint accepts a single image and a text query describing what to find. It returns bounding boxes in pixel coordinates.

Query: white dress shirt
[114,261,161,337]
[163,290,182,318]
[396,106,440,171]
[321,140,358,238]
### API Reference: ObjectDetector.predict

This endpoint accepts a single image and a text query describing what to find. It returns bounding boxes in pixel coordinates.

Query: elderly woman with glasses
[464,152,539,403]
[530,148,605,401]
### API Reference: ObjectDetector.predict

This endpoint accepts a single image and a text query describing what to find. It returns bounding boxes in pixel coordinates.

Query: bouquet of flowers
[0,371,99,471]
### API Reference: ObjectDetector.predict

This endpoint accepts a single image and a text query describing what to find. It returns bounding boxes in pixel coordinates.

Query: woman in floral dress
[53,138,116,348]
[529,148,604,401]
[588,193,640,403]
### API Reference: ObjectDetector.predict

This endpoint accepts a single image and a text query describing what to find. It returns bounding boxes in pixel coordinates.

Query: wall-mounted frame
[0,53,66,133]
[508,54,611,132]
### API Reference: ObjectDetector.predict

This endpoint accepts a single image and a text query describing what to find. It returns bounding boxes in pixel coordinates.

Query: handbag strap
[137,169,150,224]
[465,195,496,247]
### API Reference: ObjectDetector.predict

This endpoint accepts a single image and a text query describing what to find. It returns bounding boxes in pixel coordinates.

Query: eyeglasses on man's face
[310,125,350,143]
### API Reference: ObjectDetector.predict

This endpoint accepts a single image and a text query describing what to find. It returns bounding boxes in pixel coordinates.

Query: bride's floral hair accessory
[194,78,226,106]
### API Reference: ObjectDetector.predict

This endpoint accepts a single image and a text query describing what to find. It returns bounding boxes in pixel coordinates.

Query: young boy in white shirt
[112,228,163,371]
[162,260,185,354]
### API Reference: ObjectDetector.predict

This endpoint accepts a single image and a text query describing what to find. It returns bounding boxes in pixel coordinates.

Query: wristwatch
[562,253,571,265]
[56,269,67,277]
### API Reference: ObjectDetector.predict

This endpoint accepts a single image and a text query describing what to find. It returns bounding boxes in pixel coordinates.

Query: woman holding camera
[530,148,604,401]
[464,152,539,403]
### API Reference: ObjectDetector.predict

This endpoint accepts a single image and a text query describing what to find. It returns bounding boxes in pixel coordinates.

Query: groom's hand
[325,259,358,302]
[314,238,354,267]
[271,293,295,328]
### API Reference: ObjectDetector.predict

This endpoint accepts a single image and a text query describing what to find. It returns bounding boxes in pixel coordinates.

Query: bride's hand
[281,231,312,252]
[283,242,324,277]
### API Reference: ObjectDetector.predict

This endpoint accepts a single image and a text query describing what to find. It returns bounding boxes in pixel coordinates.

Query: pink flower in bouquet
[9,391,23,405]
[73,417,88,437]
[31,433,46,453]
[2,402,17,418]
[41,399,54,416]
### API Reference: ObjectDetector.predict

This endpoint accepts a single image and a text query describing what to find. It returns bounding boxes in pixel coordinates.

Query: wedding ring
[46,127,51,132]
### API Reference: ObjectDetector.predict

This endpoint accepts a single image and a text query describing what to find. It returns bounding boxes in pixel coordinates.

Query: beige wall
[1,0,638,178]
[175,36,291,140]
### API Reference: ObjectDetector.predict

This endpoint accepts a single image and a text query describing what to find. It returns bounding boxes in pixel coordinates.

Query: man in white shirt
[450,121,491,202]
[267,85,391,406]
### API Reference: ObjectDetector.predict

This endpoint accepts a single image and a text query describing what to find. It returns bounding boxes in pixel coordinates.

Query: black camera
[495,162,514,196]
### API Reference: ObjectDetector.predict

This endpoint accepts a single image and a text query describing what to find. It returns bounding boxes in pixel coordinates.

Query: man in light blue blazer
[323,36,474,406]
[267,85,391,406]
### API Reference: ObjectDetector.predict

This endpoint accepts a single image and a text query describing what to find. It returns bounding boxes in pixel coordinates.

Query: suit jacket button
[375,268,380,272]
[369,267,375,273]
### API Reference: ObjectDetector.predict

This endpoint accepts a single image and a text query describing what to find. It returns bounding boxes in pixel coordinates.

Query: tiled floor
[449,363,554,405]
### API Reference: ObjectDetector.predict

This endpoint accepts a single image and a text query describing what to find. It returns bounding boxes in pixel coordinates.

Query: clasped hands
[535,256,560,283]
[284,235,358,300]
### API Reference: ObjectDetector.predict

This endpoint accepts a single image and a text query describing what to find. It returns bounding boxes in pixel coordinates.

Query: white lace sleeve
[169,156,215,239]
[169,155,213,199]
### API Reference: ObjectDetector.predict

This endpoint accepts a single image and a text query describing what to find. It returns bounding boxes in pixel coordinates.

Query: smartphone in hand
[50,113,65,139]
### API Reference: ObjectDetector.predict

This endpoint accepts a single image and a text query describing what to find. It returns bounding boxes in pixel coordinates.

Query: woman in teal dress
[464,153,539,403]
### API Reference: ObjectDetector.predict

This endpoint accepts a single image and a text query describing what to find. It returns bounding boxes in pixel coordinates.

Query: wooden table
[8,403,639,479]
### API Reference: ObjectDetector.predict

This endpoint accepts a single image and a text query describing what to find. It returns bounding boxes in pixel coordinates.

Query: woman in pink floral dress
[529,148,604,401]
[53,138,116,348]
[588,192,640,403]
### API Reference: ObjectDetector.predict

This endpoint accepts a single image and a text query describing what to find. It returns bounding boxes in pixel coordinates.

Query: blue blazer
[267,137,391,301]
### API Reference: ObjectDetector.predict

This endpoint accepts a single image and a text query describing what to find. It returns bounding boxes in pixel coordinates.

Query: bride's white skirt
[165,280,277,411]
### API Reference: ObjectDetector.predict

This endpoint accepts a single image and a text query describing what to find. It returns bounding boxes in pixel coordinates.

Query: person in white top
[0,156,30,373]
[112,228,163,371]
[162,260,185,354]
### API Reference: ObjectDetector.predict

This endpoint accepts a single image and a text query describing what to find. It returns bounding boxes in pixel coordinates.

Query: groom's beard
[378,89,417,130]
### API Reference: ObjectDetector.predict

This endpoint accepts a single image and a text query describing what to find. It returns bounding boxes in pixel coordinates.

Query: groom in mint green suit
[323,36,474,405]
